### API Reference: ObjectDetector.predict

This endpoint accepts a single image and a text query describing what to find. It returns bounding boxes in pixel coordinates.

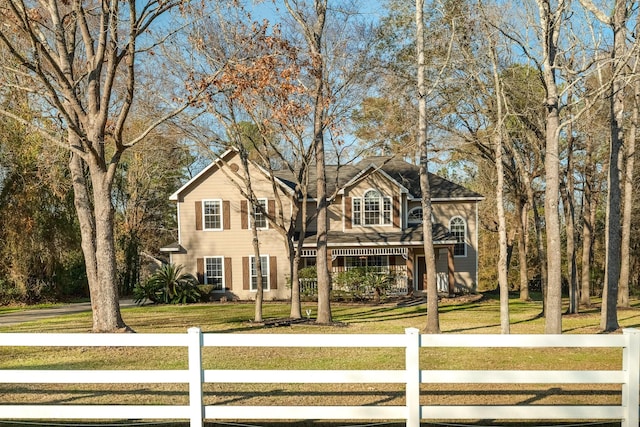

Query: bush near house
[133,264,201,305]
[331,267,394,302]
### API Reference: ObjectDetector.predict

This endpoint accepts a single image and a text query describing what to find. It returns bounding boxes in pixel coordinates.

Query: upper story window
[408,207,435,225]
[407,207,423,225]
[252,198,268,229]
[203,199,222,230]
[353,189,392,226]
[450,216,467,257]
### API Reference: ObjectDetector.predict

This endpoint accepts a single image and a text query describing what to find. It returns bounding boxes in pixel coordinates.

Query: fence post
[188,327,204,427]
[405,327,421,427]
[622,329,640,427]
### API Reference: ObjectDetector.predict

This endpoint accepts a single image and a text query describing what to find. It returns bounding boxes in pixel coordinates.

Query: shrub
[333,268,393,302]
[134,264,200,305]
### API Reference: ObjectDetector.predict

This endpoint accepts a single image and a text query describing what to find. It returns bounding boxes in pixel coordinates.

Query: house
[162,149,484,300]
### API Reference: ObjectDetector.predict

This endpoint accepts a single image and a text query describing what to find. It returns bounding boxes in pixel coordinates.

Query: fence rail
[0,328,638,426]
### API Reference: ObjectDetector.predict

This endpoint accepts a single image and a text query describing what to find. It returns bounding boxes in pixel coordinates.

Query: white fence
[0,328,639,426]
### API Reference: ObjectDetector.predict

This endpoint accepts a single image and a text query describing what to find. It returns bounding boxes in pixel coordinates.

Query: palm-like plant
[134,264,200,305]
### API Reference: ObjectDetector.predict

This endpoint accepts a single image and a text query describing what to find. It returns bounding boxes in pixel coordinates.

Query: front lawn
[0,292,637,426]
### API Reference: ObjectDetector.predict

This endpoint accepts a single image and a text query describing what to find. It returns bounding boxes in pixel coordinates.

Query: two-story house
[162,149,483,300]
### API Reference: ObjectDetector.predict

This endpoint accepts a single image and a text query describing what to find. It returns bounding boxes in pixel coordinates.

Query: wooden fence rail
[0,328,638,426]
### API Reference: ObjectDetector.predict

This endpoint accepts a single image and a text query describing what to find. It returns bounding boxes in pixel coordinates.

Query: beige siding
[335,171,404,233]
[171,152,482,299]
[172,157,294,300]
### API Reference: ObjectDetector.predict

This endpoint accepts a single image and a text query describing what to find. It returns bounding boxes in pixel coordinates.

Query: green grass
[0,292,637,426]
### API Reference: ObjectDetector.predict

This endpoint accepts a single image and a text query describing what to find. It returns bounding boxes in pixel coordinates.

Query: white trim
[409,196,485,202]
[202,199,224,231]
[204,256,225,292]
[177,203,182,244]
[331,248,408,260]
[301,239,459,248]
[249,254,270,292]
[352,188,393,227]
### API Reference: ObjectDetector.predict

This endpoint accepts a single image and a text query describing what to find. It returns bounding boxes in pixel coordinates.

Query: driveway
[0,299,136,327]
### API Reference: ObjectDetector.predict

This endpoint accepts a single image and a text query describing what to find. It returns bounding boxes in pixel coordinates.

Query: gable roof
[170,148,295,201]
[172,151,483,202]
[276,156,483,201]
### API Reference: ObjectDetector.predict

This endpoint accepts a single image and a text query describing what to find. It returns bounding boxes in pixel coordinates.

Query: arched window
[449,217,466,256]
[407,207,423,224]
[353,189,392,226]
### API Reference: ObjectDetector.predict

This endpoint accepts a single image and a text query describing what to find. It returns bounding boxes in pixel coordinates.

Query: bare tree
[531,0,568,334]
[618,11,640,309]
[0,0,188,331]
[416,0,439,333]
[579,0,631,331]
[487,24,511,335]
[284,0,333,324]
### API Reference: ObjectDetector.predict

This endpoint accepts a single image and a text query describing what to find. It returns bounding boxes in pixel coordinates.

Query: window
[407,207,423,224]
[252,199,268,229]
[345,255,389,273]
[204,257,224,291]
[250,255,270,291]
[352,190,392,226]
[203,200,222,230]
[353,198,362,226]
[450,217,466,256]
[407,207,435,225]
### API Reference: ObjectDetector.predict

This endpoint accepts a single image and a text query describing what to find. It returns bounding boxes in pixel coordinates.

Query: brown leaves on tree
[187,19,311,133]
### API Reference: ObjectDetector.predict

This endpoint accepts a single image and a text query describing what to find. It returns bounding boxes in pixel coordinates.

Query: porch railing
[299,274,409,297]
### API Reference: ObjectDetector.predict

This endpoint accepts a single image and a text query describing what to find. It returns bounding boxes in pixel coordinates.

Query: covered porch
[299,245,457,297]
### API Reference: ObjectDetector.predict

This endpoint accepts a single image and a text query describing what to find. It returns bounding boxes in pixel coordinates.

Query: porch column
[407,248,414,295]
[447,245,455,296]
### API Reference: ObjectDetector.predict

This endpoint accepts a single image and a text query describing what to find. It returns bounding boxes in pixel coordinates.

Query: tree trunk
[536,0,564,334]
[580,133,594,308]
[517,198,530,301]
[564,119,578,315]
[290,188,310,319]
[417,0,439,334]
[601,1,626,332]
[253,232,264,323]
[70,144,126,332]
[308,1,332,325]
[618,48,638,308]
[315,130,332,324]
[491,60,510,334]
